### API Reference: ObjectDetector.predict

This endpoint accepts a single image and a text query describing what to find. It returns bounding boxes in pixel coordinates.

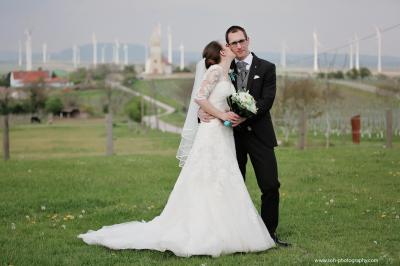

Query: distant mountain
[51,43,146,63]
[1,43,399,71]
[0,43,202,66]
[255,52,400,70]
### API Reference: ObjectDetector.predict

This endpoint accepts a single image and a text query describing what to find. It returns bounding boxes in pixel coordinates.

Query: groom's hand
[198,108,215,123]
[232,116,247,127]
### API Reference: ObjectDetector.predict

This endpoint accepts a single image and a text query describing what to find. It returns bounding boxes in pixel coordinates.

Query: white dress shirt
[234,53,253,72]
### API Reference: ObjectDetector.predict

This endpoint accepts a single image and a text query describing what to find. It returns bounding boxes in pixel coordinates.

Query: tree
[124,96,147,123]
[122,65,137,87]
[70,64,129,155]
[174,79,193,113]
[103,69,122,156]
[92,64,110,81]
[61,92,80,110]
[45,97,63,115]
[346,68,359,80]
[27,79,47,115]
[69,68,88,85]
[331,71,344,79]
[1,73,52,160]
[281,79,323,149]
[359,67,371,79]
[320,81,343,148]
[104,81,114,156]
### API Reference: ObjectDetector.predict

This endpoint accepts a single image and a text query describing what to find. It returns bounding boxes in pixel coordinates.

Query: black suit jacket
[232,53,278,148]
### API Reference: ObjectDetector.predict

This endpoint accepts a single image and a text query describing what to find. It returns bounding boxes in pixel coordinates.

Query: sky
[0,0,399,57]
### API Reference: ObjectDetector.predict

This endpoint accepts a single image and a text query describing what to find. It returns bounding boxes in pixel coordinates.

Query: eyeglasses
[228,39,247,47]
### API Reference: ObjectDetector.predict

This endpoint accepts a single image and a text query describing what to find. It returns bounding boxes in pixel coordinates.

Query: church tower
[146,25,164,74]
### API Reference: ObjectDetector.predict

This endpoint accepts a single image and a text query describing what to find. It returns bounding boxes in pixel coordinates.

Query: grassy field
[48,88,137,118]
[132,79,193,110]
[43,76,398,130]
[0,119,399,265]
[129,79,193,127]
[127,77,400,129]
[0,119,178,159]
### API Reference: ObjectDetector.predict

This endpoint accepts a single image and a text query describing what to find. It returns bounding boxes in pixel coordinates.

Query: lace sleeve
[195,65,222,100]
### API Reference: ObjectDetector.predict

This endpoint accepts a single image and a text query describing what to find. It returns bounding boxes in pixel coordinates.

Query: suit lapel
[230,61,238,91]
[247,53,259,94]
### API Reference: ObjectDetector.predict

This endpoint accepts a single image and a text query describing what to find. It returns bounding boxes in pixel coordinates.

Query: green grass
[1,119,178,160]
[48,89,106,116]
[160,111,187,128]
[326,82,399,109]
[360,78,400,94]
[48,88,150,118]
[132,79,193,110]
[0,120,399,265]
[46,77,397,131]
[133,77,399,129]
[130,79,193,126]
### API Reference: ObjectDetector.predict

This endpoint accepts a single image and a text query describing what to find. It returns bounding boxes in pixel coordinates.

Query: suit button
[247,126,252,131]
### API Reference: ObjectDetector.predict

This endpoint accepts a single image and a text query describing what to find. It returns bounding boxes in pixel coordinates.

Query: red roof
[46,77,68,83]
[12,71,50,83]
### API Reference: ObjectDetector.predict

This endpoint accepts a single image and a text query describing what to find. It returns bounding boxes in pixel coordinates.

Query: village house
[10,70,72,88]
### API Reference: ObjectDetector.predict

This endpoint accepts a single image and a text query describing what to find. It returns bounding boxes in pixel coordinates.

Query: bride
[78,41,276,257]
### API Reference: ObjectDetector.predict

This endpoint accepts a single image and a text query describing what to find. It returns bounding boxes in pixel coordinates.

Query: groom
[200,26,289,247]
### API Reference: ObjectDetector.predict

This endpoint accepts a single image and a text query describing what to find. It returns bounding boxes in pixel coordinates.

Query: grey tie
[236,61,248,90]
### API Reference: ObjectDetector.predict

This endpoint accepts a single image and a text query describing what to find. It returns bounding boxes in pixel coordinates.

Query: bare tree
[0,73,26,160]
[274,74,296,144]
[174,79,194,112]
[385,109,394,148]
[320,51,343,147]
[104,73,117,156]
[282,79,323,149]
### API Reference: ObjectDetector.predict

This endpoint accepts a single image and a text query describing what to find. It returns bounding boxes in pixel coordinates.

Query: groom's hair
[225,26,248,44]
[202,41,223,69]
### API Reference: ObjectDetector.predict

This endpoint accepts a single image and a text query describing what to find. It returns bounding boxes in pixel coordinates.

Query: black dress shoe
[272,234,291,247]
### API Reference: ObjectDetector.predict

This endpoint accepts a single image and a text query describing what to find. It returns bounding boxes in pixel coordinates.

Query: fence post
[298,109,307,150]
[386,109,393,148]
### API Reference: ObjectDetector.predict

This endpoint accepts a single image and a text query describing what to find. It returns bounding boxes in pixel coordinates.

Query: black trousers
[234,129,280,236]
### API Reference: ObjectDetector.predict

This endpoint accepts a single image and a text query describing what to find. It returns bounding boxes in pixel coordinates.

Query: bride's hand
[198,108,215,122]
[221,111,240,122]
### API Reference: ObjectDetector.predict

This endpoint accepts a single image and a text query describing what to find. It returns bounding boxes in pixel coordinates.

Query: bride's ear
[220,50,226,57]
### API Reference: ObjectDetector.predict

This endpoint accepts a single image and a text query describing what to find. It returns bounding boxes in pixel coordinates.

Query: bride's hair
[202,41,222,69]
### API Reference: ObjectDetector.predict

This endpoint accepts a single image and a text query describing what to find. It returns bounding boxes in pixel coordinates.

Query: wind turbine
[313,30,321,72]
[92,33,97,67]
[281,41,288,69]
[349,39,354,69]
[168,26,172,65]
[179,43,184,71]
[354,34,360,70]
[25,29,32,71]
[375,26,382,73]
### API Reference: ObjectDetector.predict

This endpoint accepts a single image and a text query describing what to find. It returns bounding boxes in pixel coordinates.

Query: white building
[145,25,172,75]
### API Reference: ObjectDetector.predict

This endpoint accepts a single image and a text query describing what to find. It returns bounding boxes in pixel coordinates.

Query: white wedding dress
[78,65,275,257]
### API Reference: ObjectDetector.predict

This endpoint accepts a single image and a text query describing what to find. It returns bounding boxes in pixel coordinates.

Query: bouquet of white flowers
[223,90,258,127]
